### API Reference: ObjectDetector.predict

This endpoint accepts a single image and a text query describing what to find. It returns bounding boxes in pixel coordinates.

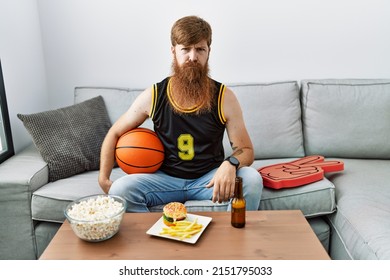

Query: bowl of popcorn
[64,194,126,242]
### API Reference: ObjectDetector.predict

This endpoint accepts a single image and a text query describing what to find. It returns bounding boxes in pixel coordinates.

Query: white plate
[146,213,212,244]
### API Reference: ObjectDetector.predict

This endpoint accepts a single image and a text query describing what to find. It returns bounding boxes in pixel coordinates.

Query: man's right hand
[99,177,113,194]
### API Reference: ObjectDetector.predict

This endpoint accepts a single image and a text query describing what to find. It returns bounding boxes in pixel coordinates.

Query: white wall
[0,0,48,152]
[37,0,390,109]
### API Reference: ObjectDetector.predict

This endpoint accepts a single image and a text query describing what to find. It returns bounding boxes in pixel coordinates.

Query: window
[0,59,14,163]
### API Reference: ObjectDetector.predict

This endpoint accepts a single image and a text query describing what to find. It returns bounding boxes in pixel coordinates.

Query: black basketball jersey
[150,77,227,179]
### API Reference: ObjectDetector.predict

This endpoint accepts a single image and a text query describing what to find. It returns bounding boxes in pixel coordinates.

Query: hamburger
[162,202,187,226]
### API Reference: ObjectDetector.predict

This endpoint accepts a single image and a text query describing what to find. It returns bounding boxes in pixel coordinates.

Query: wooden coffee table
[39,210,330,260]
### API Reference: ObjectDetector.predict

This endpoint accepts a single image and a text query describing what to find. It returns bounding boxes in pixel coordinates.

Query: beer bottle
[231,176,246,228]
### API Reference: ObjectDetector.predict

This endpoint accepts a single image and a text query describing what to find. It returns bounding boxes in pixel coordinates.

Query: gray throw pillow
[18,96,111,182]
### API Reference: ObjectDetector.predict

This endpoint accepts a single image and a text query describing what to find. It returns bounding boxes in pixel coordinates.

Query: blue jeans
[109,166,263,212]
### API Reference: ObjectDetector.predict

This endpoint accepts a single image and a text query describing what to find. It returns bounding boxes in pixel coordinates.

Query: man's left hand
[206,161,236,203]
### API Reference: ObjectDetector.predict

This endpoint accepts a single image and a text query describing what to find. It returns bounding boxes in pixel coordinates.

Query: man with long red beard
[99,16,263,212]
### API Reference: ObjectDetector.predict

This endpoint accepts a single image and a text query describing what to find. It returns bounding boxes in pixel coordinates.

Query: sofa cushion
[32,167,227,223]
[253,158,336,217]
[74,87,154,130]
[31,168,122,223]
[301,79,390,158]
[326,158,390,260]
[17,96,111,182]
[225,82,304,159]
[260,178,335,217]
[32,159,336,223]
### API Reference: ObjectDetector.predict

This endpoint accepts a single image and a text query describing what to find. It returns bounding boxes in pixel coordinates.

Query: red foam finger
[258,155,344,189]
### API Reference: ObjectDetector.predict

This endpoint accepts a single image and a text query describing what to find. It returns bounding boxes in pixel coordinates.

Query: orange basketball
[115,128,164,174]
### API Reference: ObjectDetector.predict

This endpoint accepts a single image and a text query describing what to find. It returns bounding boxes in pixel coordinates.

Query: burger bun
[162,202,187,226]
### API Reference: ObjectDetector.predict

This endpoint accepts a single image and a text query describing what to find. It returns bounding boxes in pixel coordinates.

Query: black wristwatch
[225,156,240,170]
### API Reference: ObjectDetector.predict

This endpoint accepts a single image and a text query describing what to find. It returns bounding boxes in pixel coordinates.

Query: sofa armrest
[0,144,49,259]
[1,144,49,188]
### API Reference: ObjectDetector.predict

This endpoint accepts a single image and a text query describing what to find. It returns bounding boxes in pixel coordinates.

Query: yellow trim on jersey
[150,84,158,119]
[167,78,204,113]
[218,84,227,124]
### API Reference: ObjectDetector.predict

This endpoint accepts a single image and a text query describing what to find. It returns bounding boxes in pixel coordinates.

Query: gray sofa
[1,79,390,260]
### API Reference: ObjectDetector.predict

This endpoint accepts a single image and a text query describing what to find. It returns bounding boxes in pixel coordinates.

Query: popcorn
[66,195,125,241]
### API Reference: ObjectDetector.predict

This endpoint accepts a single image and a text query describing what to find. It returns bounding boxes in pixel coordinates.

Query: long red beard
[170,59,215,114]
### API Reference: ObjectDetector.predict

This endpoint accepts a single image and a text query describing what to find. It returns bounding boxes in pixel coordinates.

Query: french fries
[160,218,203,240]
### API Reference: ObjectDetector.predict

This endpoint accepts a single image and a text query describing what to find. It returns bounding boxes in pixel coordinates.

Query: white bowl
[64,194,126,242]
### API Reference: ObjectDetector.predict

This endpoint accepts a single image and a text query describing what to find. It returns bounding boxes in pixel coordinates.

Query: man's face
[169,39,213,113]
[171,39,210,67]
